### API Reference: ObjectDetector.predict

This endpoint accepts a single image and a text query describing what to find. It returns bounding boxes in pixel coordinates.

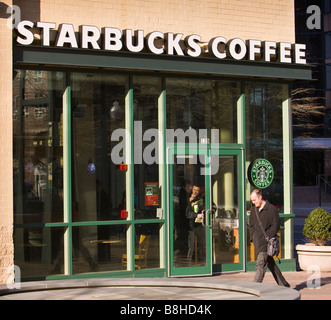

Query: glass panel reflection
[172,155,207,268]
[133,76,162,219]
[14,227,65,278]
[166,78,239,143]
[212,155,240,265]
[13,70,65,224]
[134,223,161,270]
[245,82,284,210]
[71,73,129,221]
[72,225,128,274]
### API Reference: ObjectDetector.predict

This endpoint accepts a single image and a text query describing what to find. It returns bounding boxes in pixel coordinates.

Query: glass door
[211,149,244,273]
[168,145,212,277]
[168,146,244,276]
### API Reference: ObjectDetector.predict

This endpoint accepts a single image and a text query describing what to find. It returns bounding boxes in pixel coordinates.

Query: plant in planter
[303,207,331,246]
[296,207,331,271]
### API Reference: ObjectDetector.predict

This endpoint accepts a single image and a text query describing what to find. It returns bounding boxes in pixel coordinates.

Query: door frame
[167,144,245,277]
[211,148,245,273]
[167,144,212,277]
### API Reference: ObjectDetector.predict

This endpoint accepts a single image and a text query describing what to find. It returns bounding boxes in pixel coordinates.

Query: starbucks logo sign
[248,158,274,189]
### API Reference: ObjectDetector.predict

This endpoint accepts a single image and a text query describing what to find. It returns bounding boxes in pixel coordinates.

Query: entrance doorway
[168,146,244,276]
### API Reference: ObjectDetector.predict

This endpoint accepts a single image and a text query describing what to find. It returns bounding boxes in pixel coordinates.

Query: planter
[296,244,331,272]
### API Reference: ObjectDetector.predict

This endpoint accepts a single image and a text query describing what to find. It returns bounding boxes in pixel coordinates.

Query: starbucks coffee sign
[15,21,307,64]
[248,158,274,189]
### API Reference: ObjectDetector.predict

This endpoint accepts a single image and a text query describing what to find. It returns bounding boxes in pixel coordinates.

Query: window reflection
[13,70,65,224]
[212,156,240,265]
[14,227,65,278]
[72,225,128,274]
[134,223,161,270]
[172,156,207,268]
[71,73,128,221]
[245,83,284,210]
[166,78,239,143]
[133,76,162,219]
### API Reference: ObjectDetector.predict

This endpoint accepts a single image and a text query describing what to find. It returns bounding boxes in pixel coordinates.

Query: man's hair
[251,189,263,197]
[192,182,201,188]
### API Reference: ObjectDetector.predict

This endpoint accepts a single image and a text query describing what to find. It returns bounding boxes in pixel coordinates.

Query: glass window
[14,227,66,278]
[13,70,66,224]
[133,76,162,219]
[134,223,161,270]
[210,80,240,144]
[325,34,331,59]
[326,65,331,90]
[72,224,128,274]
[166,78,239,143]
[171,155,207,268]
[71,73,129,222]
[325,0,331,13]
[212,155,240,265]
[245,82,284,210]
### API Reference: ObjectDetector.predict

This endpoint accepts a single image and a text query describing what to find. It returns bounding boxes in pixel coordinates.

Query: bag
[255,208,281,261]
[267,235,280,257]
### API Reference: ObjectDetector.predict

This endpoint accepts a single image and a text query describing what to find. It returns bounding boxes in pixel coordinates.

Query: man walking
[249,189,290,287]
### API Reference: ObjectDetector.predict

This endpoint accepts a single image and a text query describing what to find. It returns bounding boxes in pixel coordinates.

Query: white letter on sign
[146,31,164,54]
[166,33,184,56]
[56,24,78,48]
[103,27,122,51]
[208,37,227,59]
[37,22,56,46]
[228,38,247,60]
[264,41,277,62]
[125,29,144,53]
[185,34,202,57]
[81,25,101,49]
[279,42,292,63]
[295,44,306,64]
[248,39,261,61]
[16,20,34,45]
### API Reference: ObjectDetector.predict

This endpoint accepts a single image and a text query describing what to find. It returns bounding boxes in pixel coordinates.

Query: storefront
[5,1,312,282]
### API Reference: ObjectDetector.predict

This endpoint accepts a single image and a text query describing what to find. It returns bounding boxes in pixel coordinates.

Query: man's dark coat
[248,200,280,254]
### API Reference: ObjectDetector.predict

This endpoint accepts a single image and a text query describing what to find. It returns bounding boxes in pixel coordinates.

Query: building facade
[0,0,311,283]
[294,0,331,190]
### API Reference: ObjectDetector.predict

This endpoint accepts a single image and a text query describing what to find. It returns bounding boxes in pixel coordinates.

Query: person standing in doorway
[186,184,206,264]
[249,189,290,287]
[174,180,192,258]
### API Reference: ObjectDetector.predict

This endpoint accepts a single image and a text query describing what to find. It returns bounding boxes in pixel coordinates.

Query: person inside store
[248,189,290,287]
[174,180,192,259]
[186,184,206,264]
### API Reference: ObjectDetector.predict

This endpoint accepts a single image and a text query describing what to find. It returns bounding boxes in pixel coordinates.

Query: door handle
[203,209,213,228]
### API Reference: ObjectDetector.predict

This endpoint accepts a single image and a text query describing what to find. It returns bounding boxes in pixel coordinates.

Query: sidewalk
[1,271,330,300]
[0,276,301,300]
[212,271,331,300]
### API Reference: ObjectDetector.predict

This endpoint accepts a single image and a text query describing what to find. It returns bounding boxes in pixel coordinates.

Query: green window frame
[13,66,297,279]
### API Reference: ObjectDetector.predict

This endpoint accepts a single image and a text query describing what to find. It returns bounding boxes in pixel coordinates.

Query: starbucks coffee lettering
[15,21,307,64]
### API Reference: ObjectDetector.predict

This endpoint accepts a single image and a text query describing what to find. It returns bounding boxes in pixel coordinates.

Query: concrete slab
[0,277,300,300]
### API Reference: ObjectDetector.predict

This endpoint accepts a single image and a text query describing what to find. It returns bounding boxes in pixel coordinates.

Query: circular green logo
[248,158,274,189]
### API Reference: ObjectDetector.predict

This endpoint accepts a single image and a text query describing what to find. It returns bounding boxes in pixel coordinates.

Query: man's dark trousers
[254,252,289,286]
